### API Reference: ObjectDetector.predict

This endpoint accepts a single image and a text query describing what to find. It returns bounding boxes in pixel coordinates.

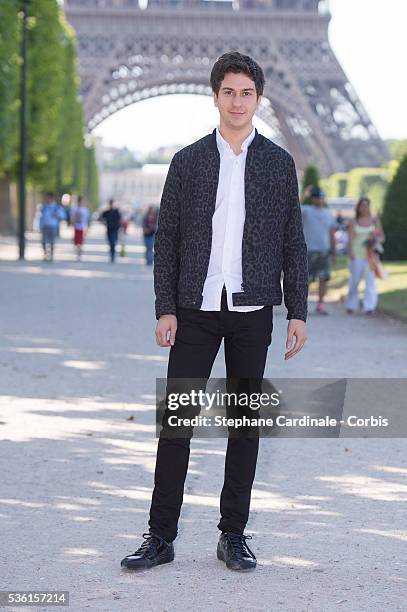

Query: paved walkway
[0,226,406,611]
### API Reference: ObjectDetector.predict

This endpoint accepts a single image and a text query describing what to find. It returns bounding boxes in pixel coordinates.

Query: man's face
[214,72,261,131]
[312,196,324,207]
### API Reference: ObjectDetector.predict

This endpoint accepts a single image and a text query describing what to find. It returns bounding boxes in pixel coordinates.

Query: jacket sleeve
[282,155,309,322]
[154,153,182,319]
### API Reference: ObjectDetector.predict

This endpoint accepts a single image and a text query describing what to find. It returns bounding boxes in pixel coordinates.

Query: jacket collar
[204,127,263,153]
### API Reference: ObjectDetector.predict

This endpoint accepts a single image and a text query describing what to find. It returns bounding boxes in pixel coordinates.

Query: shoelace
[225,533,256,560]
[133,532,170,557]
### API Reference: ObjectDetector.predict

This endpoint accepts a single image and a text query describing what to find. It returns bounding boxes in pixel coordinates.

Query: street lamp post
[18,0,29,260]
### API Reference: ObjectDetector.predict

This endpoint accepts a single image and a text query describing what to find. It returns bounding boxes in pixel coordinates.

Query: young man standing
[121,52,308,572]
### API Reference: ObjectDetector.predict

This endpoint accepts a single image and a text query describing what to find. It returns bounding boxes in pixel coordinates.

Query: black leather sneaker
[217,532,257,571]
[120,532,174,570]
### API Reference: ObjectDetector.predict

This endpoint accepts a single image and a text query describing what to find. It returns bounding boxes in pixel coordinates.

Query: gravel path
[1,227,406,612]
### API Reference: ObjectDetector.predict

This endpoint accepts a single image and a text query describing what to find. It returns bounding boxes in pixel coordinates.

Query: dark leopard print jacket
[154,128,308,322]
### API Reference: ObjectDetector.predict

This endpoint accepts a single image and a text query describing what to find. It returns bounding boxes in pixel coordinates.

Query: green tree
[389,139,407,161]
[84,142,99,210]
[0,1,20,176]
[27,0,70,188]
[47,25,84,195]
[381,155,407,261]
[0,1,97,192]
[0,0,99,234]
[301,165,320,204]
[366,181,386,216]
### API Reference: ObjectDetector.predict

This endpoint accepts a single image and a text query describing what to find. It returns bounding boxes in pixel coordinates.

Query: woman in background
[346,197,385,315]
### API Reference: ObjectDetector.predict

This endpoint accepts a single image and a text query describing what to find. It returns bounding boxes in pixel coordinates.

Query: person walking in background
[71,195,90,260]
[346,197,385,315]
[301,187,337,315]
[100,198,122,263]
[142,205,158,265]
[39,192,65,262]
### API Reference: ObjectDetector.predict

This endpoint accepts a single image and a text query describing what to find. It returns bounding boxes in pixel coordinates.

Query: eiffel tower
[64,0,388,175]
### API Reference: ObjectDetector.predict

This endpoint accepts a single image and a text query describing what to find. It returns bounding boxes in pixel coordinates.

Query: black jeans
[149,289,273,542]
[107,229,118,261]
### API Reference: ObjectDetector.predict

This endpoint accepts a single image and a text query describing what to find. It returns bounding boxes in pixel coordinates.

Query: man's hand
[285,319,307,360]
[155,314,178,347]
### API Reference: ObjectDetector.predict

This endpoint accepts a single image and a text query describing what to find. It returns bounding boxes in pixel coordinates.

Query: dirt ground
[0,226,406,611]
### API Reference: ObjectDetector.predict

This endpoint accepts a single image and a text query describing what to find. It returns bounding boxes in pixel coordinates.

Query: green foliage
[84,142,99,210]
[0,1,20,175]
[26,0,65,183]
[322,172,348,198]
[389,139,407,161]
[47,26,86,195]
[365,181,386,215]
[69,95,87,196]
[302,165,320,190]
[381,155,407,261]
[102,150,142,171]
[323,167,389,211]
[388,159,400,181]
[301,165,320,203]
[345,167,387,199]
[0,0,98,198]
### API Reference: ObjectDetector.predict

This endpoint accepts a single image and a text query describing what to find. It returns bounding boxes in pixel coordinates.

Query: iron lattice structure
[64,0,388,174]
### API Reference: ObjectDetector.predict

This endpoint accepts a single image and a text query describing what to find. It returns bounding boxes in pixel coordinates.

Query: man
[70,195,90,260]
[121,52,308,572]
[39,192,65,262]
[301,187,337,315]
[142,205,159,265]
[100,198,121,262]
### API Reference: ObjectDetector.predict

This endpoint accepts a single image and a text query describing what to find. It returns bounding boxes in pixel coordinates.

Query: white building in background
[100,164,169,212]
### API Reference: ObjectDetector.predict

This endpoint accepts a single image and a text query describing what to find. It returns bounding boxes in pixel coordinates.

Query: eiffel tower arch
[64,0,388,175]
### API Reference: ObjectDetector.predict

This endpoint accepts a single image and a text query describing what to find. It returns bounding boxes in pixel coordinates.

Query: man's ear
[256,94,262,110]
[213,92,218,108]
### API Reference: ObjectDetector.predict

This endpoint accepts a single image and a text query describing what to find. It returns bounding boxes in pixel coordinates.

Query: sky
[93,0,407,153]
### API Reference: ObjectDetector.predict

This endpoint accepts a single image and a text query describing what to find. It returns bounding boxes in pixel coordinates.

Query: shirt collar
[216,126,256,155]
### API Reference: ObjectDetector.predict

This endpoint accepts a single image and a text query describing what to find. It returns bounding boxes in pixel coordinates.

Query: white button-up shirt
[200,126,264,312]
